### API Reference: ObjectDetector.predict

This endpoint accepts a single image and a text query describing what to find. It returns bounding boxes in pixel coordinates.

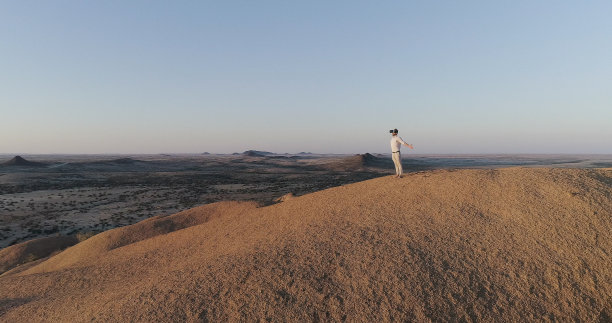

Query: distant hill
[319,153,392,171]
[2,156,45,167]
[1,168,610,321]
[243,150,274,157]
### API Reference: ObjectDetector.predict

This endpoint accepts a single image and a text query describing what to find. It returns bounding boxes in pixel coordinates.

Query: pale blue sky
[1,1,610,154]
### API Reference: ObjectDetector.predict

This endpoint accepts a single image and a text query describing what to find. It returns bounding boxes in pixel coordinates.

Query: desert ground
[1,153,611,321]
[0,152,393,248]
[0,166,610,321]
[4,152,609,249]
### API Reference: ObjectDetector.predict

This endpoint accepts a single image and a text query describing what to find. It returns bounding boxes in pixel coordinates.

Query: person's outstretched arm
[398,137,414,149]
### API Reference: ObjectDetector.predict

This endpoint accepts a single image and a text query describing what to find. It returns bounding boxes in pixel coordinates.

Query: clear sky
[1,1,611,154]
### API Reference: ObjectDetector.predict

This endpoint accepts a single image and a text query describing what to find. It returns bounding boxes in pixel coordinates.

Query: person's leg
[392,153,400,176]
[397,152,403,177]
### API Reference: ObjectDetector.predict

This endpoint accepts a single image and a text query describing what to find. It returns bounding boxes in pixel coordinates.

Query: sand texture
[0,168,610,322]
[0,236,78,274]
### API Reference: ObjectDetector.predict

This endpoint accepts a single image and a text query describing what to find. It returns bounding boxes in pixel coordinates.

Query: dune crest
[0,168,610,321]
[0,236,78,274]
[20,201,258,275]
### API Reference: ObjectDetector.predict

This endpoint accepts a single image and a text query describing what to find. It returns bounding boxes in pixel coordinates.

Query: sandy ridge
[0,168,610,321]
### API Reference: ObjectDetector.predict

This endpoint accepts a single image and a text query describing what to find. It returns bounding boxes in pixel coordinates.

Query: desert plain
[0,152,611,321]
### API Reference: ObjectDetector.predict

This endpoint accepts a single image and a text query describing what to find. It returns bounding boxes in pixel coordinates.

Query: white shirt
[390,136,408,153]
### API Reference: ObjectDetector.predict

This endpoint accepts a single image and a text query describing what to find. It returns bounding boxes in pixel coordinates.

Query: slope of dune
[0,236,78,274]
[0,168,610,321]
[16,201,258,274]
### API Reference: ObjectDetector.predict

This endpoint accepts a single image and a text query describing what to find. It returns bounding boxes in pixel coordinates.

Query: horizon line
[1,152,612,156]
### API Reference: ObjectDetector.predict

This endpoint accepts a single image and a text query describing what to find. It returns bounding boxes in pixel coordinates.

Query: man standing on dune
[390,128,413,178]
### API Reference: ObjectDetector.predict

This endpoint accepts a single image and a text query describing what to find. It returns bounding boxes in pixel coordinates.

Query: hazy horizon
[2,152,612,158]
[2,2,611,155]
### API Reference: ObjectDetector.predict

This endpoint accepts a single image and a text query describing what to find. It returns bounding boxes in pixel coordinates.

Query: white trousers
[392,152,402,176]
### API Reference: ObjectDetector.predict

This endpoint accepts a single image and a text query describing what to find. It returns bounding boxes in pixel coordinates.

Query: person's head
[389,129,398,136]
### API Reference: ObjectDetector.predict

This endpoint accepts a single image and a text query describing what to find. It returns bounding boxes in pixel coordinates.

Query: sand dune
[15,201,258,275]
[0,168,610,321]
[0,236,78,274]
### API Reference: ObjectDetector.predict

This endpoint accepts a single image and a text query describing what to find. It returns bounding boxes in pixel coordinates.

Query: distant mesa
[243,150,274,157]
[202,152,210,155]
[347,153,389,168]
[298,152,313,155]
[85,158,143,166]
[2,156,45,167]
[319,153,390,171]
[348,153,388,167]
[357,153,378,163]
[244,151,265,157]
